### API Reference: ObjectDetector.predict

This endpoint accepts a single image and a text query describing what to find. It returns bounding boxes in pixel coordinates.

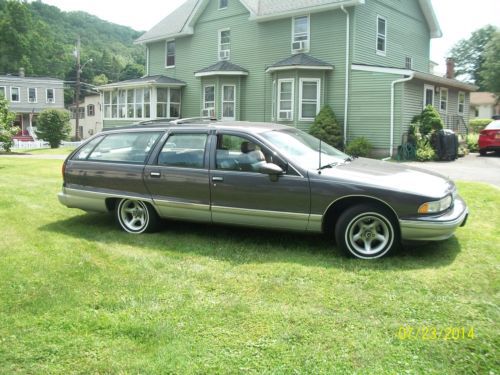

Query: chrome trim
[307,214,323,232]
[153,199,210,222]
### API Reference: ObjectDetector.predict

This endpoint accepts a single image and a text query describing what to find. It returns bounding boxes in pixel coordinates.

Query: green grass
[0,158,498,374]
[26,146,76,155]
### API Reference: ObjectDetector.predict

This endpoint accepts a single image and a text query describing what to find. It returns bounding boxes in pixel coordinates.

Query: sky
[39,0,499,73]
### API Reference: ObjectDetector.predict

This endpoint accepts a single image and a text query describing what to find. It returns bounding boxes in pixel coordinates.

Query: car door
[143,130,211,222]
[209,131,311,230]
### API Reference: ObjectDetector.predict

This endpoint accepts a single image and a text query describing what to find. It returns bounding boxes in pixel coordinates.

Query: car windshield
[261,128,350,170]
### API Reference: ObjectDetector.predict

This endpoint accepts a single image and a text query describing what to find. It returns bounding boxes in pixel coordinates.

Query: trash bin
[434,129,458,161]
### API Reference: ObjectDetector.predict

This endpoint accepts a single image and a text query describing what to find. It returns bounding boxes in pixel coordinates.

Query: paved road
[402,153,500,187]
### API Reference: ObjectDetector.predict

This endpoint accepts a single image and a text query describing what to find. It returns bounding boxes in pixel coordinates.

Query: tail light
[61,162,66,179]
[480,130,496,139]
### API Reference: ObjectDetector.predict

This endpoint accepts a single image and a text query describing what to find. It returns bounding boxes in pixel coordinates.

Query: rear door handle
[212,177,224,182]
[150,172,161,178]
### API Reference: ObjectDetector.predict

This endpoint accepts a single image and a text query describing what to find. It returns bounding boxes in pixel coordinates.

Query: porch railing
[441,114,468,136]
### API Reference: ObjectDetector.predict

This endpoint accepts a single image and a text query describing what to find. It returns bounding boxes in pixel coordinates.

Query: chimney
[445,58,455,79]
[19,67,25,78]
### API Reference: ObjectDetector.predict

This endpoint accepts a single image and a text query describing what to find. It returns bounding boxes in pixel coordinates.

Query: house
[0,68,65,141]
[469,92,499,119]
[99,0,477,156]
[69,94,103,140]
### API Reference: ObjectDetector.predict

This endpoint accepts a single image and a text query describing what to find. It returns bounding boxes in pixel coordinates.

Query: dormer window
[219,0,228,9]
[292,15,309,53]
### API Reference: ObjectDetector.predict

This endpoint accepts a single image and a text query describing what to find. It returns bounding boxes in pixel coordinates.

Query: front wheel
[116,199,159,234]
[335,204,399,259]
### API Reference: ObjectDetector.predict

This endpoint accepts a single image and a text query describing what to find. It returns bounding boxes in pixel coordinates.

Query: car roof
[102,120,291,134]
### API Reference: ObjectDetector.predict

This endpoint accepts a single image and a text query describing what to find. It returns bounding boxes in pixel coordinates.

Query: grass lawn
[25,146,76,155]
[0,158,498,374]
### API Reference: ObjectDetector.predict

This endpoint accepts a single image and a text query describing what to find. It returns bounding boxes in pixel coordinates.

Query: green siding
[353,0,430,72]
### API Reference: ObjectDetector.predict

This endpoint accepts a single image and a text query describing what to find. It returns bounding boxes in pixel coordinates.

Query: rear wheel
[479,149,487,156]
[335,204,399,259]
[116,199,159,234]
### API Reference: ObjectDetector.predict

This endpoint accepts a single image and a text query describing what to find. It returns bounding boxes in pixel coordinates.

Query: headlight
[418,195,453,214]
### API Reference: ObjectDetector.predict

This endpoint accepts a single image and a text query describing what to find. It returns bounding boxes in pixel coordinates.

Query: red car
[478,120,500,156]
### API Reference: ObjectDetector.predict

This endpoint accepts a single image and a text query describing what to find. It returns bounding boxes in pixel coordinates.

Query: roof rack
[169,117,218,125]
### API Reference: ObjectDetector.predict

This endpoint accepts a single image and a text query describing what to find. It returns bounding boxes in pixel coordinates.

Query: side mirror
[259,162,284,175]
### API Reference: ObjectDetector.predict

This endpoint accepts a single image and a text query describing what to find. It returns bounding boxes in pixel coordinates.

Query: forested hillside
[0,0,145,93]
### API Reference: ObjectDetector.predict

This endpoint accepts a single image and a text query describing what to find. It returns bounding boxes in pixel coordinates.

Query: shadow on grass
[40,212,461,270]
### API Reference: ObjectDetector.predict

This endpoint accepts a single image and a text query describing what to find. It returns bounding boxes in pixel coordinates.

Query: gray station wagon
[59,120,468,259]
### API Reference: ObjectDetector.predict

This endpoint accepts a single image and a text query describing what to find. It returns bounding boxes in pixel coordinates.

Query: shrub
[417,105,444,136]
[36,109,71,148]
[469,118,492,133]
[0,98,19,152]
[415,138,436,161]
[309,105,343,149]
[345,137,372,157]
[466,133,479,152]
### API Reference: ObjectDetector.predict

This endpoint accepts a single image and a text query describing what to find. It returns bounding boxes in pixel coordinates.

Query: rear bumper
[399,196,468,241]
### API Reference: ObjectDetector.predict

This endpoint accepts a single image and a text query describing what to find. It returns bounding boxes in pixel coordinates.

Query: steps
[13,136,35,142]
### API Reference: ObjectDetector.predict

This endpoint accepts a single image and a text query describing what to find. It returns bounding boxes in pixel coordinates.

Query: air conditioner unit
[47,99,55,104]
[202,108,215,117]
[292,41,305,52]
[280,111,292,120]
[219,50,230,60]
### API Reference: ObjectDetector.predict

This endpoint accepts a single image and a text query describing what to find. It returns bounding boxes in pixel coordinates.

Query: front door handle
[212,177,224,182]
[150,172,161,178]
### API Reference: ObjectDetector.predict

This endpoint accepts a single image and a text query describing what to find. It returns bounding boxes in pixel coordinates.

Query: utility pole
[75,36,81,141]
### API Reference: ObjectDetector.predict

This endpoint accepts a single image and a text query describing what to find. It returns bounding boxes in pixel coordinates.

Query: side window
[216,134,286,173]
[158,133,207,169]
[87,132,162,163]
[73,136,104,160]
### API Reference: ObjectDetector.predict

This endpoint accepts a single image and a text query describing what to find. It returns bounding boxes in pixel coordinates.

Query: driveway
[401,153,500,187]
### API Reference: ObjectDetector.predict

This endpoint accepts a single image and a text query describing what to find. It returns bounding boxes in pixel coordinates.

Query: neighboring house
[0,68,65,141]
[69,94,103,140]
[470,92,500,119]
[100,0,477,156]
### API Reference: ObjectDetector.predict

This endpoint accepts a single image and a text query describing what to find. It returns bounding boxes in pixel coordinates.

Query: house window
[222,85,235,120]
[203,85,215,117]
[28,88,37,103]
[0,87,6,99]
[458,91,465,114]
[46,88,55,103]
[405,56,413,69]
[292,15,309,52]
[376,16,387,55]
[71,107,85,119]
[440,88,448,112]
[278,79,294,121]
[423,85,434,108]
[103,88,152,119]
[271,80,277,121]
[157,88,181,119]
[299,78,320,121]
[218,29,230,61]
[87,104,95,117]
[166,40,175,68]
[219,0,228,9]
[11,87,20,102]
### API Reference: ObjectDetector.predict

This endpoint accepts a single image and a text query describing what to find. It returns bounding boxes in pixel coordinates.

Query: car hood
[315,158,455,198]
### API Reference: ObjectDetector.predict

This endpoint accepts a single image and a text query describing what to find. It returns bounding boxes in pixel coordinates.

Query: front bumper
[399,196,468,241]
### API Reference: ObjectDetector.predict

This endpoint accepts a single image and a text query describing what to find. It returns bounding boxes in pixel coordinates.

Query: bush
[35,109,71,148]
[466,133,479,152]
[309,105,343,149]
[469,118,492,133]
[415,138,436,161]
[417,105,444,136]
[345,137,372,157]
[0,98,19,152]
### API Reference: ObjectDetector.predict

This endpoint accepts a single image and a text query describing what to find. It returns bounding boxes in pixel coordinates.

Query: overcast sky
[39,0,499,73]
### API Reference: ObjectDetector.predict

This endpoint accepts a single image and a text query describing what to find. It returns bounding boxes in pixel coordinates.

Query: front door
[209,132,310,230]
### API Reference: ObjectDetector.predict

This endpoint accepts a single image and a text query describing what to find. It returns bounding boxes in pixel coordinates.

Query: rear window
[485,120,500,130]
[86,132,162,164]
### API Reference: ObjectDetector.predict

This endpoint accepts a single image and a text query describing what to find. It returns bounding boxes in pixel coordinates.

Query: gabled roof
[195,61,249,77]
[135,0,441,45]
[265,53,334,73]
[99,75,186,90]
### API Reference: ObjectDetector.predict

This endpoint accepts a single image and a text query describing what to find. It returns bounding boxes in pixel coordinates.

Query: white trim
[27,87,38,103]
[376,15,387,56]
[100,82,185,90]
[341,5,350,146]
[0,77,63,85]
[0,86,6,99]
[146,46,150,75]
[277,78,294,122]
[439,87,448,114]
[165,40,176,68]
[218,28,231,61]
[418,0,442,38]
[458,91,465,114]
[271,80,277,121]
[265,65,333,73]
[221,85,236,120]
[46,88,55,104]
[195,71,248,78]
[291,15,310,54]
[352,64,411,75]
[298,78,320,121]
[423,84,434,108]
[10,87,20,103]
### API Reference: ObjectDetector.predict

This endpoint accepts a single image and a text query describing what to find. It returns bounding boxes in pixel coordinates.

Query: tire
[116,199,159,234]
[479,149,487,156]
[335,204,399,259]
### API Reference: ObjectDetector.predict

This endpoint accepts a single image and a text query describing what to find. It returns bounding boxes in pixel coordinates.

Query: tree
[119,63,145,81]
[450,25,497,89]
[0,98,18,152]
[309,105,343,149]
[36,109,71,148]
[480,31,500,96]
